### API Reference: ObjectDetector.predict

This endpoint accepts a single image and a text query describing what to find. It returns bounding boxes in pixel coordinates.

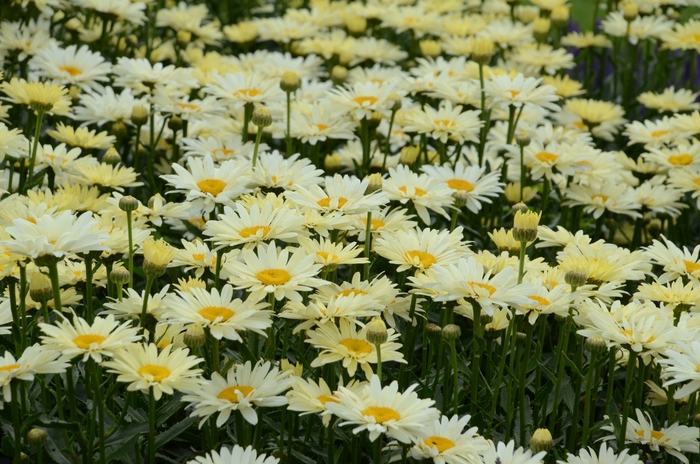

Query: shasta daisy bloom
[0,123,29,161]
[422,162,503,214]
[298,236,367,269]
[47,123,116,151]
[315,272,399,311]
[661,19,700,52]
[518,277,573,324]
[403,101,482,144]
[351,207,417,242]
[559,443,643,464]
[0,344,70,403]
[483,440,546,464]
[658,341,700,399]
[561,99,627,141]
[103,342,202,401]
[249,151,324,191]
[329,81,400,120]
[643,142,700,170]
[644,235,700,284]
[325,375,439,443]
[223,242,324,302]
[384,165,455,224]
[422,256,535,317]
[484,73,560,113]
[602,409,699,464]
[563,183,642,219]
[103,285,171,320]
[169,239,217,278]
[187,445,279,464]
[281,295,382,333]
[287,101,357,145]
[39,314,141,363]
[161,155,252,213]
[638,86,700,113]
[287,377,368,426]
[306,319,405,378]
[1,77,72,116]
[668,168,700,209]
[1,211,109,261]
[29,43,111,92]
[204,201,305,249]
[161,285,271,342]
[512,44,575,76]
[602,12,673,45]
[203,72,284,109]
[410,414,488,464]
[285,174,389,216]
[635,278,700,312]
[73,0,146,25]
[374,227,470,273]
[113,57,197,94]
[184,360,292,426]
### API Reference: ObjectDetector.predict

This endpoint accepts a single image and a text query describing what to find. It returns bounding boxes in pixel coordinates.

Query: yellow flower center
[405,250,436,268]
[339,338,374,355]
[338,289,368,297]
[508,89,521,98]
[256,268,291,285]
[361,217,386,230]
[433,119,455,128]
[636,429,665,441]
[235,88,261,98]
[446,179,474,192]
[592,194,609,202]
[684,260,700,274]
[668,154,692,165]
[73,334,106,349]
[138,364,171,382]
[353,96,379,106]
[218,385,254,403]
[651,129,670,138]
[192,253,205,262]
[59,65,82,76]
[528,295,551,306]
[0,363,20,372]
[681,34,700,45]
[398,186,427,196]
[317,197,349,208]
[361,406,401,423]
[175,102,200,111]
[469,281,496,295]
[198,305,235,322]
[240,225,271,238]
[197,179,227,196]
[535,152,559,163]
[213,148,235,157]
[693,178,700,187]
[318,394,340,405]
[157,340,170,349]
[424,436,456,453]
[316,251,338,261]
[316,124,329,131]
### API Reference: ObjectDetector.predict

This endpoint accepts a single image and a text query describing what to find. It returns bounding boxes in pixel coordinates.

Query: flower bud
[442,324,461,341]
[426,323,442,339]
[103,146,122,165]
[622,0,638,21]
[530,428,553,452]
[149,193,164,209]
[110,267,131,286]
[29,273,53,304]
[27,428,47,445]
[564,270,587,288]
[551,6,570,28]
[533,17,551,42]
[331,65,348,85]
[366,173,383,193]
[585,336,607,355]
[512,209,541,243]
[184,324,206,349]
[280,71,301,93]
[65,17,82,31]
[68,86,81,104]
[168,114,183,132]
[119,195,140,212]
[515,131,531,148]
[453,190,470,208]
[511,202,529,215]
[694,414,700,427]
[505,183,538,204]
[471,37,494,64]
[252,106,272,128]
[324,153,343,171]
[131,105,149,126]
[419,39,442,58]
[366,317,389,345]
[176,29,192,47]
[388,93,402,112]
[399,145,420,165]
[346,15,367,35]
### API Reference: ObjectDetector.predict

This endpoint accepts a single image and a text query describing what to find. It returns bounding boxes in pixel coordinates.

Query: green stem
[11,381,22,464]
[581,350,599,447]
[18,266,27,355]
[374,436,382,464]
[251,126,263,170]
[363,211,372,280]
[618,349,637,450]
[361,117,371,173]
[450,339,459,416]
[140,276,155,337]
[285,91,293,156]
[471,301,482,419]
[148,387,156,464]
[517,242,527,284]
[243,103,253,143]
[48,260,63,314]
[549,308,573,429]
[24,110,44,194]
[478,63,486,166]
[126,210,134,288]
[519,321,534,445]
[383,110,396,172]
[84,256,94,323]
[375,342,382,381]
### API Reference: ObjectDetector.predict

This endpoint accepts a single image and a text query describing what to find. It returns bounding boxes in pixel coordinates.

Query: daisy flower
[350,207,417,242]
[186,445,279,464]
[113,57,197,94]
[182,135,261,162]
[29,43,111,91]
[374,227,469,273]
[484,73,560,113]
[223,242,324,302]
[287,377,367,426]
[658,341,700,399]
[161,154,252,213]
[560,99,627,141]
[285,174,389,216]
[39,314,141,363]
[602,409,699,464]
[287,101,357,145]
[402,101,482,144]
[422,162,503,214]
[410,415,489,464]
[0,344,70,404]
[668,168,700,209]
[635,278,700,312]
[383,165,455,224]
[161,284,271,342]
[281,296,382,333]
[329,81,401,120]
[298,236,368,269]
[638,86,700,113]
[0,123,29,161]
[170,239,218,278]
[249,151,324,191]
[558,443,642,464]
[562,183,642,219]
[103,285,171,320]
[73,0,146,25]
[482,440,546,464]
[47,123,116,150]
[103,342,203,401]
[1,77,72,116]
[184,360,292,426]
[518,277,573,324]
[644,235,700,284]
[203,72,284,109]
[602,12,673,45]
[306,319,405,378]
[325,375,439,443]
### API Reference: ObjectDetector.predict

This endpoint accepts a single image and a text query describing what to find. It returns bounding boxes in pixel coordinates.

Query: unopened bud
[131,105,149,126]
[111,120,127,139]
[513,209,541,242]
[252,107,272,128]
[280,71,301,93]
[366,173,383,193]
[622,1,638,21]
[119,195,140,212]
[29,273,53,303]
[585,336,607,355]
[551,6,570,28]
[346,15,367,35]
[331,65,348,85]
[530,428,553,452]
[516,132,531,148]
[399,145,420,165]
[68,86,81,104]
[426,323,442,339]
[103,146,122,165]
[27,428,47,445]
[168,114,183,132]
[65,17,82,31]
[564,270,587,288]
[176,29,192,47]
[149,193,164,209]
[419,39,442,58]
[366,317,388,345]
[453,190,470,208]
[533,17,551,42]
[110,268,131,286]
[511,202,529,215]
[442,324,461,341]
[471,37,494,64]
[694,414,700,427]
[184,324,206,349]
[388,93,402,112]
[324,153,343,171]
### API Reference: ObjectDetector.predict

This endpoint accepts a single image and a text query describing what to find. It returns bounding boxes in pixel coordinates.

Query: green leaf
[44,429,75,464]
[155,393,185,427]
[154,416,197,448]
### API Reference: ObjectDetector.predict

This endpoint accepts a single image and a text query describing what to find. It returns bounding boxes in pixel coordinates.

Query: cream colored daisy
[384,165,455,224]
[170,239,217,278]
[298,236,367,269]
[374,227,469,273]
[287,377,367,426]
[422,162,504,214]
[402,100,482,144]
[103,342,202,401]
[223,242,324,302]
[281,295,382,333]
[0,344,70,404]
[410,414,489,464]
[186,445,279,464]
[285,174,389,216]
[161,284,271,341]
[0,77,72,116]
